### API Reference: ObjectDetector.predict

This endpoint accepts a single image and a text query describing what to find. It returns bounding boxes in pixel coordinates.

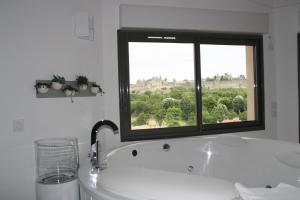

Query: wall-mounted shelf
[36,80,96,98]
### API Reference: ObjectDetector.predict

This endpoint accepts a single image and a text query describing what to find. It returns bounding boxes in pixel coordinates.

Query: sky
[129,42,247,84]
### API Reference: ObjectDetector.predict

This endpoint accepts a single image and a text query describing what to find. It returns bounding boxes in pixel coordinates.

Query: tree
[130,91,138,101]
[211,103,229,122]
[220,73,233,81]
[169,86,188,99]
[144,90,152,97]
[202,96,217,113]
[239,111,247,121]
[187,111,196,125]
[227,111,238,120]
[147,91,164,115]
[165,107,182,127]
[139,93,150,101]
[154,109,165,127]
[180,94,195,120]
[218,97,233,110]
[232,95,245,114]
[133,113,150,126]
[130,101,151,115]
[162,97,179,110]
[202,111,218,124]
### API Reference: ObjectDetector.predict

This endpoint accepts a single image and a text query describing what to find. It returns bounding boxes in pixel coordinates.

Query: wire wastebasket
[35,137,79,184]
[35,137,80,200]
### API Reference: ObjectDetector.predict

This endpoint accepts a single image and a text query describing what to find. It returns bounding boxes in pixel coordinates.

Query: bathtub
[79,135,300,200]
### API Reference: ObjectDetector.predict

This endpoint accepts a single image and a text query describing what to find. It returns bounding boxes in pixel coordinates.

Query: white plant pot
[65,89,76,96]
[37,86,49,94]
[90,86,99,94]
[79,84,88,91]
[51,82,63,90]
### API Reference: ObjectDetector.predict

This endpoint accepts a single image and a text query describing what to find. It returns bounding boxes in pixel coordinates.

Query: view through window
[129,42,196,129]
[200,44,256,125]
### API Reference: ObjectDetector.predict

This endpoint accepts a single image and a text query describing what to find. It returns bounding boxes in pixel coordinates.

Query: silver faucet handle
[90,157,98,168]
[90,141,100,169]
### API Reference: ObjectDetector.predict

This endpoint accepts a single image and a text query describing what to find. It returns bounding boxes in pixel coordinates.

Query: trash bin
[35,138,80,200]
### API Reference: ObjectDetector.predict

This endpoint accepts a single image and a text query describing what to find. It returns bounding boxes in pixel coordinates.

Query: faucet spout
[90,120,119,171]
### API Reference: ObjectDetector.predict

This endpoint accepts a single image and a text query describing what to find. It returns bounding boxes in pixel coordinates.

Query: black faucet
[90,120,119,170]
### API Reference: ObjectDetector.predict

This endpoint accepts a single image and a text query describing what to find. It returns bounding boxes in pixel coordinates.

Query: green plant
[239,111,247,121]
[218,97,233,110]
[76,75,88,86]
[202,110,218,124]
[51,75,66,84]
[232,95,245,114]
[165,107,182,127]
[132,113,150,126]
[63,85,78,92]
[91,83,105,95]
[153,109,165,127]
[211,103,229,122]
[34,82,50,88]
[162,97,179,110]
[202,95,217,113]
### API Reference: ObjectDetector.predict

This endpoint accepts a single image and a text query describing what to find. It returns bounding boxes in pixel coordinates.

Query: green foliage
[239,111,247,121]
[165,107,182,127]
[220,73,233,81]
[218,97,232,110]
[202,96,217,113]
[129,84,248,128]
[144,91,152,97]
[232,95,245,114]
[162,98,179,110]
[180,95,195,120]
[211,103,229,122]
[169,86,187,99]
[154,109,165,127]
[131,101,151,115]
[187,111,196,125]
[51,75,66,84]
[227,111,238,120]
[76,75,89,86]
[133,113,150,126]
[202,111,217,124]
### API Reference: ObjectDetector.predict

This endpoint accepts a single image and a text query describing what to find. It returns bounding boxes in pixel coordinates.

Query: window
[118,30,264,141]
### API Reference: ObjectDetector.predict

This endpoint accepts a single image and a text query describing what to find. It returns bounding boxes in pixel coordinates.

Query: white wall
[119,4,269,33]
[0,0,103,199]
[0,0,296,199]
[273,5,300,142]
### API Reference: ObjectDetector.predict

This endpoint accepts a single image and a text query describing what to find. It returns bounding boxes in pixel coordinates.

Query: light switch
[271,101,277,118]
[13,119,24,133]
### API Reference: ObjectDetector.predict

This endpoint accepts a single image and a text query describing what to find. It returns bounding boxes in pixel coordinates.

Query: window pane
[200,44,256,124]
[129,42,196,130]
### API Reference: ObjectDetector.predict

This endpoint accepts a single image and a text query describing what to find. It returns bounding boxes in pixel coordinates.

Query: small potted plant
[51,75,66,90]
[90,83,105,95]
[35,82,50,94]
[76,75,89,91]
[63,85,78,96]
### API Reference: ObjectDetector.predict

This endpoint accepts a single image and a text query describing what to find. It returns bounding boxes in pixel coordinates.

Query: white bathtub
[79,135,300,200]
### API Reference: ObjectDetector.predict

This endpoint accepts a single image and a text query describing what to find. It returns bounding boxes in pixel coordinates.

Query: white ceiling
[248,0,300,7]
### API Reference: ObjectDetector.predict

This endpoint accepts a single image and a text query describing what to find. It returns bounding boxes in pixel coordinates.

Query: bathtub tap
[91,120,119,170]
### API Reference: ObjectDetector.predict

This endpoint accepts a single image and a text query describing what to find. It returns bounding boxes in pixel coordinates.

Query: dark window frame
[118,29,265,142]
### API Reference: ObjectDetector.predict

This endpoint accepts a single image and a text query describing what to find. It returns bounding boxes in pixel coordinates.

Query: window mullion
[194,41,202,134]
